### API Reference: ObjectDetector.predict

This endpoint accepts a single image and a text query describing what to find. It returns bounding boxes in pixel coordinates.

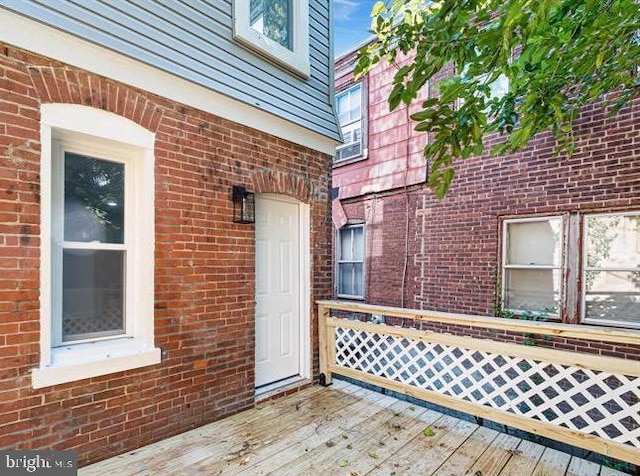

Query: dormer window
[233,0,310,78]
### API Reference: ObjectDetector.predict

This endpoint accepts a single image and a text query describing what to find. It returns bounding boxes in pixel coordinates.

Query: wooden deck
[81,380,628,476]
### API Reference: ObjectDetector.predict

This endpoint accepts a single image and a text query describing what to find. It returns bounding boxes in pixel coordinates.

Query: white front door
[255,195,302,388]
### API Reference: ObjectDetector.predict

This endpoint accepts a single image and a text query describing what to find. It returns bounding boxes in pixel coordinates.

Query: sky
[332,0,376,58]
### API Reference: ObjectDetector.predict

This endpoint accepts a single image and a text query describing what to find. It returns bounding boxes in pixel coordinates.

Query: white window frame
[232,0,310,78]
[337,224,365,299]
[581,211,640,329]
[501,216,564,316]
[33,104,160,389]
[51,139,132,346]
[335,83,364,163]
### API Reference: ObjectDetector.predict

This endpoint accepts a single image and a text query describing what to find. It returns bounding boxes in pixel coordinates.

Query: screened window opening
[503,218,563,315]
[335,84,363,162]
[338,225,365,298]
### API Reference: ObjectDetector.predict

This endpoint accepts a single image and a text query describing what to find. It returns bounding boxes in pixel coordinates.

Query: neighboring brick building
[332,45,640,359]
[0,1,338,466]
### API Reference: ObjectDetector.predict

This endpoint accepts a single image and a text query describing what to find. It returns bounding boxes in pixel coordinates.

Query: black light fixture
[232,185,255,224]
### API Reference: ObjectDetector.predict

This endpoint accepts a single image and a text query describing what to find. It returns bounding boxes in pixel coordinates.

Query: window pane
[338,263,363,297]
[62,249,125,342]
[507,219,562,266]
[340,228,353,261]
[250,0,292,50]
[349,86,361,122]
[352,227,364,261]
[341,120,362,146]
[584,270,640,324]
[336,142,362,161]
[64,153,124,244]
[488,74,509,100]
[353,262,363,296]
[586,215,640,268]
[336,85,361,125]
[504,268,561,313]
[338,262,353,295]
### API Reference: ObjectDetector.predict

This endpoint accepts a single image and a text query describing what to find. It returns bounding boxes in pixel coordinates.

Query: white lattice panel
[334,327,640,449]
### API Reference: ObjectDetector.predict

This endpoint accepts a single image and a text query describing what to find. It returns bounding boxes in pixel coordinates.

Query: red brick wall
[341,190,421,307]
[414,94,640,318]
[335,56,640,360]
[0,45,332,465]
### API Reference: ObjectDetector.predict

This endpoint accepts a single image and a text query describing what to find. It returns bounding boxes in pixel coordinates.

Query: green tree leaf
[357,0,640,198]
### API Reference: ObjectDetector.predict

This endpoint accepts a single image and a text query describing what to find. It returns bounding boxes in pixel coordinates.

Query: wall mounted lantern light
[232,185,255,224]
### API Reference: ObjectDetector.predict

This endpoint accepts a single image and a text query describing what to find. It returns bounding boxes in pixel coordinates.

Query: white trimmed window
[502,217,563,315]
[583,213,640,328]
[34,104,160,389]
[338,224,365,299]
[335,84,363,162]
[233,0,310,77]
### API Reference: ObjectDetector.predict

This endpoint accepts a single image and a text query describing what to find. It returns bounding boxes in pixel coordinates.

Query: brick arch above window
[251,170,326,204]
[27,66,164,133]
[40,103,155,148]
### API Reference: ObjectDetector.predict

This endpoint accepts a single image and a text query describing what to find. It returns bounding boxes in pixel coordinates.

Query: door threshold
[255,375,310,401]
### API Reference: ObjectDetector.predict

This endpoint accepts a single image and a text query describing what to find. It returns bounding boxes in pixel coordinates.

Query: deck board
[81,381,627,476]
[465,431,521,476]
[498,439,546,476]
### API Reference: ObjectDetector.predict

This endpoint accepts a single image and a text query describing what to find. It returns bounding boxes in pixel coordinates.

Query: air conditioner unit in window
[336,142,362,162]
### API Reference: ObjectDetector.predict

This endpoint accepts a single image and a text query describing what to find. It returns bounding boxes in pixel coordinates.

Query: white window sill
[32,338,161,389]
[333,148,368,168]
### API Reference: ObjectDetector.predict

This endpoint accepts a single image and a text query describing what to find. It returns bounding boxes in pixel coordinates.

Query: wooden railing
[317,300,640,465]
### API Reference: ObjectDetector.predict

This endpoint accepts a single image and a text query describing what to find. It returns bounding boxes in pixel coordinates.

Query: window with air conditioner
[335,83,363,163]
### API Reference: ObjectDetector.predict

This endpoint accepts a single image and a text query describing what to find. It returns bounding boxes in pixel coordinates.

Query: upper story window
[337,224,365,299]
[233,0,310,78]
[335,83,363,162]
[485,73,509,101]
[457,70,509,112]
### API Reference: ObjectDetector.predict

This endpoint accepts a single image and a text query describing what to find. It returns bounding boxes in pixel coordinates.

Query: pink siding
[333,52,427,199]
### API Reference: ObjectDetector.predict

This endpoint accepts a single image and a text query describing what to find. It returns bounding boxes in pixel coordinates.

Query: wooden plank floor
[81,380,628,476]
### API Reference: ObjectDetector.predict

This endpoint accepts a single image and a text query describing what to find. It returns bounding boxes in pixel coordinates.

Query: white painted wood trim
[300,201,312,381]
[32,347,161,389]
[39,122,53,367]
[0,8,337,155]
[232,0,310,78]
[36,104,159,388]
